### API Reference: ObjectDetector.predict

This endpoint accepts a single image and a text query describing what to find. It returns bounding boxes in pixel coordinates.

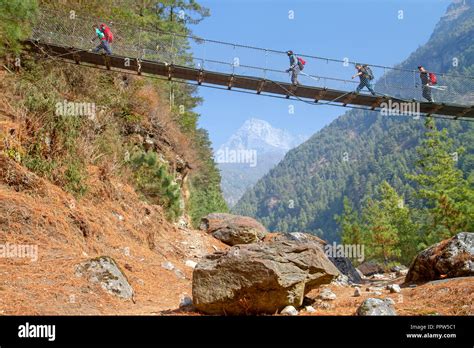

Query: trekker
[352,63,376,95]
[285,50,303,85]
[90,24,112,55]
[418,65,434,102]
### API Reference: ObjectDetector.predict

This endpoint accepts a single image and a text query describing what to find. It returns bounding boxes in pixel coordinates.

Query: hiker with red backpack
[285,50,305,85]
[352,63,376,96]
[418,65,435,102]
[90,23,113,55]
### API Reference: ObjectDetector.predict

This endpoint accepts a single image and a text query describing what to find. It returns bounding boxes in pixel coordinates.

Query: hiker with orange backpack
[90,23,113,55]
[285,50,305,85]
[418,65,435,102]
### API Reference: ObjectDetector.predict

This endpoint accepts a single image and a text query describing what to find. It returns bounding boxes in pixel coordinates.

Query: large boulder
[328,257,362,284]
[270,232,362,284]
[75,256,133,300]
[358,260,384,276]
[406,232,474,283]
[199,213,267,246]
[192,239,340,315]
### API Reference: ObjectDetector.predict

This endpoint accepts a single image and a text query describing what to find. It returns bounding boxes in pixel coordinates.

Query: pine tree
[407,118,473,247]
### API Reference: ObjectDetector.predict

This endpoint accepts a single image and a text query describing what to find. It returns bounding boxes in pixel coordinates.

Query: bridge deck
[24,41,474,120]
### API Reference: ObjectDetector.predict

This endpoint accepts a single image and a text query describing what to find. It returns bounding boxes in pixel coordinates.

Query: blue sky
[189,0,451,148]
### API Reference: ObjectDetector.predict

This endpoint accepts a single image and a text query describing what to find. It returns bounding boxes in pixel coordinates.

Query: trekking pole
[299,71,320,83]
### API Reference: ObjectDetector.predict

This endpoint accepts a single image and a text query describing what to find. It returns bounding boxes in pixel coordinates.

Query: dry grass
[0,154,227,315]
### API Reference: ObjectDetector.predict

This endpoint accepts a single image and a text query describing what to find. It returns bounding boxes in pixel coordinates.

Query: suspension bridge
[24,9,474,120]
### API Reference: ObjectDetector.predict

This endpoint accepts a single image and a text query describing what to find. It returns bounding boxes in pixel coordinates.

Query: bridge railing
[30,9,474,105]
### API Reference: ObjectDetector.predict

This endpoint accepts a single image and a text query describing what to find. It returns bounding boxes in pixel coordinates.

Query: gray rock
[161,261,175,271]
[318,288,337,301]
[390,265,408,273]
[280,305,298,316]
[200,213,267,246]
[174,268,186,279]
[353,287,361,297]
[387,284,401,293]
[75,256,133,300]
[328,257,363,284]
[179,295,193,308]
[406,232,474,282]
[331,274,349,287]
[305,305,316,313]
[275,233,362,284]
[358,261,384,276]
[192,239,340,315]
[356,298,397,316]
[185,260,197,269]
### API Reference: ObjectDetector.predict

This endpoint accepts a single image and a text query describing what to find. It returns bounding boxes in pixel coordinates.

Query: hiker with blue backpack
[285,50,306,85]
[352,63,376,95]
[90,23,113,55]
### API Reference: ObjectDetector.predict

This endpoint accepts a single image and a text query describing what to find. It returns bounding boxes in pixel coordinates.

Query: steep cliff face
[233,0,474,241]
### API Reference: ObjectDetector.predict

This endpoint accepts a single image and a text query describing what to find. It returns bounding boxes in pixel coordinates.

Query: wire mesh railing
[30,8,474,106]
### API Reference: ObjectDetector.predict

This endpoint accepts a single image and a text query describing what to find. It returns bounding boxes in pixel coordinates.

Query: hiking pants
[291,66,300,85]
[422,85,433,102]
[356,78,375,95]
[93,40,112,55]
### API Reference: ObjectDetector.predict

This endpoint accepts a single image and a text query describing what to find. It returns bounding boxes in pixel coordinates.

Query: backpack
[364,65,374,80]
[297,57,306,70]
[429,72,437,85]
[100,24,114,43]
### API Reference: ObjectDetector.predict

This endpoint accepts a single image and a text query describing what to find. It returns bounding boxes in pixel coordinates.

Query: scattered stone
[305,306,316,313]
[185,260,197,269]
[409,284,417,288]
[281,305,298,316]
[406,232,474,282]
[174,269,186,279]
[331,274,349,287]
[112,211,124,221]
[192,239,339,315]
[179,295,193,308]
[384,298,395,306]
[353,287,361,297]
[374,291,382,296]
[387,284,401,293]
[390,265,408,273]
[358,261,384,276]
[161,261,175,271]
[318,288,337,301]
[372,273,388,280]
[356,298,397,316]
[199,213,268,246]
[75,256,133,300]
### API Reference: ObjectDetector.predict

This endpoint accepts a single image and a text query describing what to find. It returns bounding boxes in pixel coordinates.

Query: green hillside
[233,0,474,245]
